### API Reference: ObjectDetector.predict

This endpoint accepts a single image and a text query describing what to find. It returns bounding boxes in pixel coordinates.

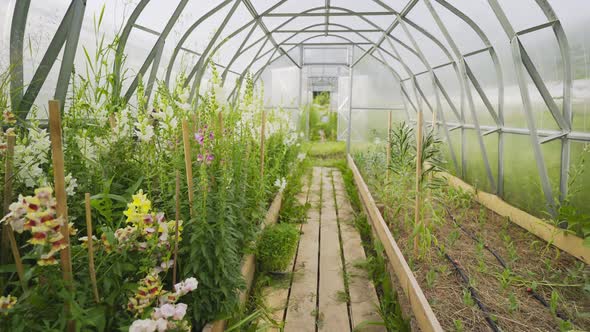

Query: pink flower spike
[209,131,214,140]
[194,132,204,145]
[197,154,204,162]
[206,154,214,164]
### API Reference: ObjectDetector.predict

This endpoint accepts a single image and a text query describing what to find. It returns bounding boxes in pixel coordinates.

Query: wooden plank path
[267,167,384,332]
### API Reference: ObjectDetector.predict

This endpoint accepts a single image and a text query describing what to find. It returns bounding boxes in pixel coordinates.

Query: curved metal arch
[186,0,290,103]
[189,4,462,101]
[163,0,234,88]
[227,27,410,104]
[227,33,401,104]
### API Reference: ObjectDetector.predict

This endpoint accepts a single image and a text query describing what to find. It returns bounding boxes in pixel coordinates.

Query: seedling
[508,292,518,313]
[462,289,475,307]
[426,268,437,288]
[453,319,464,332]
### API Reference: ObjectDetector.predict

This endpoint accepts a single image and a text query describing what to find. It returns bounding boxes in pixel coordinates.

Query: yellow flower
[124,190,152,226]
[0,295,17,315]
[38,255,58,266]
[28,232,48,245]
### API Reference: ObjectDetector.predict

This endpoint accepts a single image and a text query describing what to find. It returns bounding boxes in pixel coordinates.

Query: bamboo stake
[49,100,73,283]
[260,110,266,180]
[84,193,99,303]
[109,114,116,130]
[49,100,74,331]
[386,111,392,181]
[414,110,424,258]
[182,120,194,216]
[218,111,224,134]
[2,134,27,290]
[172,171,181,285]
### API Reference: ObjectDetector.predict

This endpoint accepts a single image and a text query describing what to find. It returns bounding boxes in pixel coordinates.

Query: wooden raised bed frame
[348,155,444,332]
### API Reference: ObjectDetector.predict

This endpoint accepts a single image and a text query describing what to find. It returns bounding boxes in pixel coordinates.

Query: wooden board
[261,176,311,330]
[332,171,385,331]
[441,171,590,265]
[284,167,323,332]
[317,168,349,331]
[348,156,444,332]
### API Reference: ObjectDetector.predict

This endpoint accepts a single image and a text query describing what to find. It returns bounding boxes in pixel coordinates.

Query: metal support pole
[346,47,354,155]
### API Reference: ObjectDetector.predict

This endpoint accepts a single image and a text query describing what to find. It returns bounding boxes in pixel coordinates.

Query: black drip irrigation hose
[442,206,570,322]
[436,246,503,332]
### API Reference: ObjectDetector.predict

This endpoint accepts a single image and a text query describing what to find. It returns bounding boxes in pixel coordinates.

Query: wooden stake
[386,111,392,181]
[2,134,26,290]
[85,193,99,303]
[172,171,181,285]
[260,110,266,180]
[218,111,224,134]
[414,110,424,258]
[109,114,116,130]
[49,100,73,283]
[182,120,194,215]
[49,100,74,331]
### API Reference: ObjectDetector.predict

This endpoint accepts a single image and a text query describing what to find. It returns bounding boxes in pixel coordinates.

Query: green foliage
[301,95,338,141]
[256,224,300,272]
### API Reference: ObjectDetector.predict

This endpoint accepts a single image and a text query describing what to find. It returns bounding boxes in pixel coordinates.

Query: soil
[369,184,590,332]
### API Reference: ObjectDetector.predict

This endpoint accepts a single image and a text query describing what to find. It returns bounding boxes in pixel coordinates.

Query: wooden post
[182,120,194,216]
[49,100,74,331]
[260,110,266,180]
[85,193,99,303]
[386,111,392,181]
[218,111,224,134]
[2,134,26,290]
[109,114,116,130]
[49,100,73,282]
[413,110,423,257]
[172,171,181,285]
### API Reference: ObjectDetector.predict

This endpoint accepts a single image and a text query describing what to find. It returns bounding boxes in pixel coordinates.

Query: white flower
[283,132,298,146]
[297,153,306,162]
[154,318,167,332]
[159,303,175,318]
[14,127,51,188]
[179,89,190,103]
[174,277,198,297]
[129,319,157,332]
[274,177,287,193]
[173,303,187,320]
[65,173,78,196]
[137,123,154,142]
[160,260,174,270]
[183,277,198,292]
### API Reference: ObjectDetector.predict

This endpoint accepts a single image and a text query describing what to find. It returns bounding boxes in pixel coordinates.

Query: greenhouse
[0,0,589,331]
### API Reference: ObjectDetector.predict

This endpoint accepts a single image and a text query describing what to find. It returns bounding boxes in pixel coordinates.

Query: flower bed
[0,62,304,331]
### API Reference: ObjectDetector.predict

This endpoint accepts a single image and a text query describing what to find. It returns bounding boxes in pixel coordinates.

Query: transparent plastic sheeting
[1,0,590,218]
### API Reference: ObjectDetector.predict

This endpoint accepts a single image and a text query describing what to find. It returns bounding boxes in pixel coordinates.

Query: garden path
[267,167,385,332]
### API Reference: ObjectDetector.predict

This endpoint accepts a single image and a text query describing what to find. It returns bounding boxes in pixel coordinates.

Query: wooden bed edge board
[441,171,589,265]
[203,191,284,331]
[347,155,444,332]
